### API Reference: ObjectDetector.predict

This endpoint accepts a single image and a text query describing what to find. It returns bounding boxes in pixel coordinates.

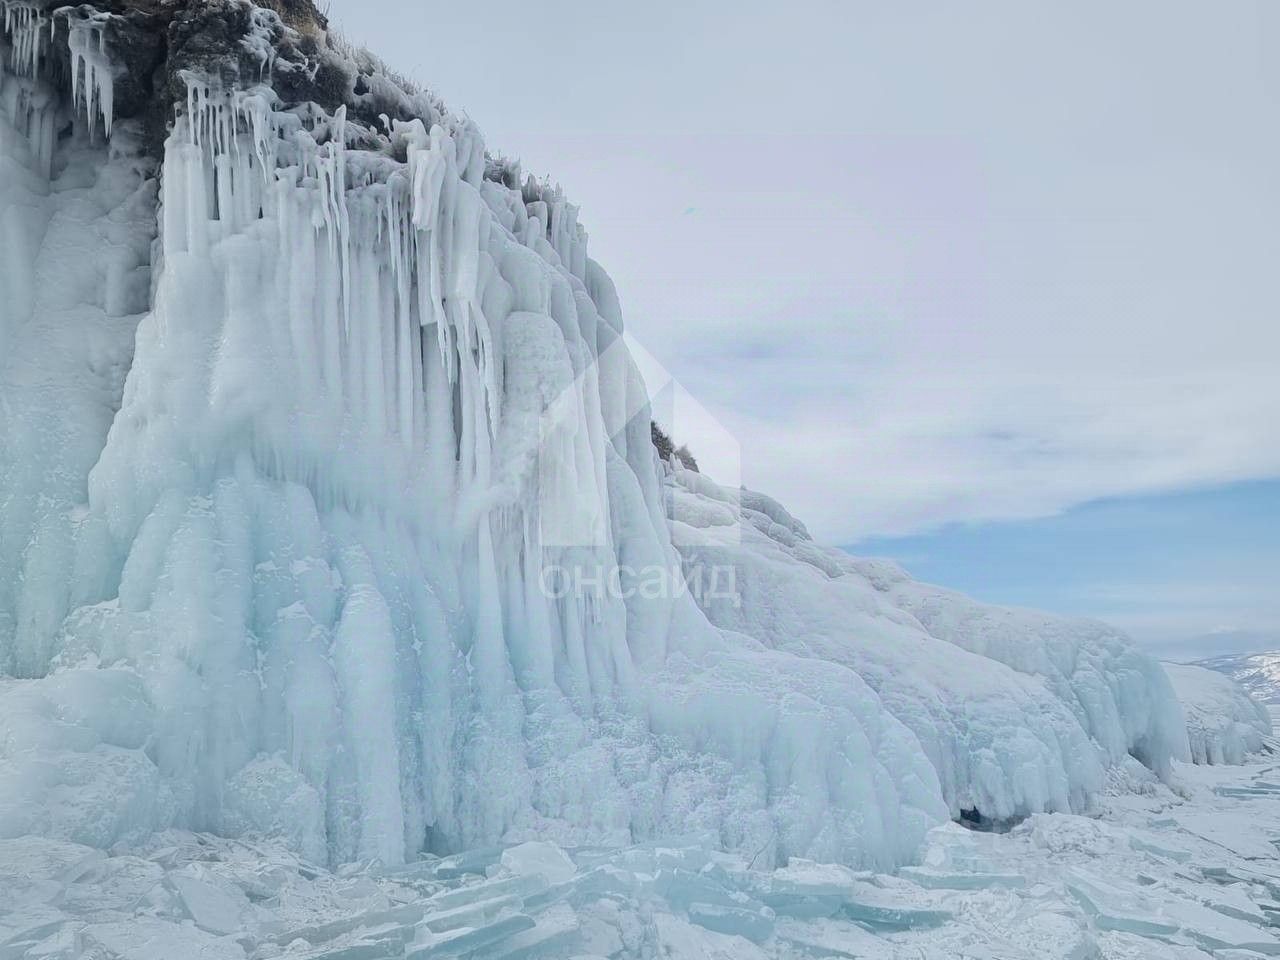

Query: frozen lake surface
[5,754,1280,959]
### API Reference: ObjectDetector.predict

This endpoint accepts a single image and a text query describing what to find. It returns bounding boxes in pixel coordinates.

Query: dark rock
[13,0,407,161]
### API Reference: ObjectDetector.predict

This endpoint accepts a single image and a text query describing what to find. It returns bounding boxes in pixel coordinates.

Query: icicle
[384,181,418,448]
[2,2,49,80]
[312,106,353,341]
[65,12,114,137]
[405,122,455,381]
[241,6,279,80]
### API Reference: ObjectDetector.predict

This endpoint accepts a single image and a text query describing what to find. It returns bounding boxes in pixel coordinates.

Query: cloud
[338,0,1280,544]
[1080,576,1280,652]
[610,95,1280,541]
[708,353,1280,542]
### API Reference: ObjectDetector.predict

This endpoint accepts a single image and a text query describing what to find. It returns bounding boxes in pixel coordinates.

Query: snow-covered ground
[5,756,1280,959]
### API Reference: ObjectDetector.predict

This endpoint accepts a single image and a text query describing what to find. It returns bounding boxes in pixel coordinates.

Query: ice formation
[666,467,1191,822]
[7,758,1280,959]
[0,0,944,871]
[1163,662,1272,765]
[0,0,1199,881]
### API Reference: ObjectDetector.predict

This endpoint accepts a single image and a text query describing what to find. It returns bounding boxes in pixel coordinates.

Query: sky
[332,0,1280,657]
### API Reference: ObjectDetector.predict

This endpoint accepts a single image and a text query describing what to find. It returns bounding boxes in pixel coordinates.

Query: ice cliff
[1,0,1195,872]
[1163,663,1272,765]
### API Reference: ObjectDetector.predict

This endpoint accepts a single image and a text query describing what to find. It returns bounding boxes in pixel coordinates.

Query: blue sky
[336,0,1280,658]
[854,481,1280,659]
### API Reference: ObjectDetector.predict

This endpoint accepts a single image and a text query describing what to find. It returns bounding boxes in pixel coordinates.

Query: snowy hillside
[1197,650,1280,705]
[0,0,1224,906]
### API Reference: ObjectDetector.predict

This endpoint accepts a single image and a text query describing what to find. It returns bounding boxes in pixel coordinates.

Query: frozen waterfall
[0,0,1193,874]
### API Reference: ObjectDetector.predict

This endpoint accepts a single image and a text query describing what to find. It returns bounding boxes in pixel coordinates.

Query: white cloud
[706,352,1280,541]
[341,0,1280,543]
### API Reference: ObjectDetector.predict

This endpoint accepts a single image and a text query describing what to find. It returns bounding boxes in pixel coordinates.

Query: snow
[1163,663,1272,765]
[0,0,1237,938]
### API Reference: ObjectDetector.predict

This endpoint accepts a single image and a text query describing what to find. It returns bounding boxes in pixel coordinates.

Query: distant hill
[1195,651,1280,705]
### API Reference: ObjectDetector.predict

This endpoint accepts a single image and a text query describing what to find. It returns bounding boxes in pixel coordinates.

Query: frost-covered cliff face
[0,0,1191,872]
[1163,663,1272,765]
[667,469,1192,821]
